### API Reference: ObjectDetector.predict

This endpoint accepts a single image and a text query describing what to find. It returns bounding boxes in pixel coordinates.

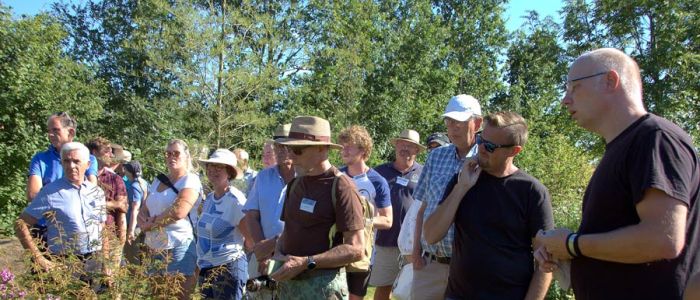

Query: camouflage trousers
[277,270,348,300]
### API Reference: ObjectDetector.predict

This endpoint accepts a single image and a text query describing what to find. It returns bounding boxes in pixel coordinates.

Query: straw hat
[275,116,343,150]
[273,123,292,141]
[390,129,426,150]
[198,149,244,179]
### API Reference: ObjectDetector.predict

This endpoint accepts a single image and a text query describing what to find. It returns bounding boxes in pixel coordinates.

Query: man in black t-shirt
[535,48,700,300]
[424,111,553,299]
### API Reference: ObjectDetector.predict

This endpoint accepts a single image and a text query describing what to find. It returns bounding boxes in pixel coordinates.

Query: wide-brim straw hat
[275,116,343,150]
[198,149,244,180]
[390,129,427,150]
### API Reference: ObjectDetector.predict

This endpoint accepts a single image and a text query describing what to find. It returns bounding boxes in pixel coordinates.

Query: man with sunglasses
[410,94,482,300]
[424,111,553,300]
[269,116,365,299]
[535,48,700,299]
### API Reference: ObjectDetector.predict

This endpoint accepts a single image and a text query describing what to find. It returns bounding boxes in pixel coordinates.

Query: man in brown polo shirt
[271,116,365,300]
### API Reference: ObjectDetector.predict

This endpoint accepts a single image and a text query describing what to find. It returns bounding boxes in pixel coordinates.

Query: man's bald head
[574,48,643,103]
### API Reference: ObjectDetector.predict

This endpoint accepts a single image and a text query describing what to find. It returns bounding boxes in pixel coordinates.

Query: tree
[0,6,106,234]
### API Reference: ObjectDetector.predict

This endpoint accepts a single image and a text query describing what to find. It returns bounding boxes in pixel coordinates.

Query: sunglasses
[288,145,310,155]
[165,150,181,158]
[476,133,515,153]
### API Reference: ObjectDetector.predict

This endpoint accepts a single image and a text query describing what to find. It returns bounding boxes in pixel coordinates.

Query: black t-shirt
[440,170,554,299]
[571,114,700,300]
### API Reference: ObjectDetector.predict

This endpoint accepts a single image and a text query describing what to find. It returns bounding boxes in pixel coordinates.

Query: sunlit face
[341,143,365,166]
[289,145,317,171]
[165,143,187,171]
[62,149,89,185]
[262,143,277,168]
[445,117,479,148]
[47,117,74,150]
[561,60,608,131]
[95,144,113,166]
[206,163,231,189]
[393,140,419,163]
[477,126,516,172]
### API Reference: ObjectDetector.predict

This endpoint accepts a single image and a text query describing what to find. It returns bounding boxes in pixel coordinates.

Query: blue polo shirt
[374,161,423,247]
[28,144,99,186]
[24,177,107,255]
[243,166,290,239]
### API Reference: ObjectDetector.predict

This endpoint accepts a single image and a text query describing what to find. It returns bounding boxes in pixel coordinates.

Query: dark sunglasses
[288,145,310,155]
[476,133,515,153]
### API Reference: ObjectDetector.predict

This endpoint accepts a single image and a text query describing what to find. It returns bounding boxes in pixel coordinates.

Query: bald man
[535,48,700,299]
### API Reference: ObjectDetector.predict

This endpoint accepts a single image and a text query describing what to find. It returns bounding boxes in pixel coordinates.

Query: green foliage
[0,7,106,235]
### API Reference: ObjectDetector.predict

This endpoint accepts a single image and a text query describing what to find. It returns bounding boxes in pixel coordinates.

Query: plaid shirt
[414,143,477,257]
[97,168,126,227]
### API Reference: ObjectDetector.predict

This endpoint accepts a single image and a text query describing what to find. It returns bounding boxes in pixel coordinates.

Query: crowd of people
[15,48,700,300]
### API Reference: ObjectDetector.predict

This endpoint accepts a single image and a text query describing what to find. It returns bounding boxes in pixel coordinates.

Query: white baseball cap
[442,94,482,122]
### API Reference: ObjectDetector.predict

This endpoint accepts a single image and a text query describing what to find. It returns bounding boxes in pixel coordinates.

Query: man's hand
[139,216,155,232]
[270,255,306,281]
[412,254,426,271]
[534,245,560,273]
[254,238,277,261]
[36,256,55,272]
[458,158,481,190]
[535,229,573,260]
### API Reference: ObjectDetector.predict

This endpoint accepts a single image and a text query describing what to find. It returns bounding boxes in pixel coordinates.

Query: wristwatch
[306,256,317,270]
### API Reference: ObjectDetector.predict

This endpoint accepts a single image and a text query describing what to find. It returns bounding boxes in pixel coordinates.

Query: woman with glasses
[196,149,248,299]
[139,139,202,300]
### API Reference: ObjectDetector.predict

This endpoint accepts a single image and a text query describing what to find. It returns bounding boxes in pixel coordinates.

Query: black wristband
[573,233,583,257]
[565,232,577,258]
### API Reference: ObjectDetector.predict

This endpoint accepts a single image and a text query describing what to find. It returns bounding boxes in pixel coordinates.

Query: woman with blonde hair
[139,139,202,300]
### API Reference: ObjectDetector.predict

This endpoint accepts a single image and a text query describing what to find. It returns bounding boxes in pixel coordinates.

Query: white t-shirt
[144,173,202,250]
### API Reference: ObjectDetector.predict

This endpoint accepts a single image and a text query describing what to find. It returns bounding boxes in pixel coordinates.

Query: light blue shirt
[24,177,106,255]
[28,144,99,186]
[414,143,477,257]
[243,166,289,239]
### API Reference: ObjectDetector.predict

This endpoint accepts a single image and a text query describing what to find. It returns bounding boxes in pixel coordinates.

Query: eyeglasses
[288,145,310,155]
[476,133,515,153]
[165,150,181,158]
[565,71,608,94]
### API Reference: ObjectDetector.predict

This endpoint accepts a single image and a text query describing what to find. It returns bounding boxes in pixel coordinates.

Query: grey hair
[60,142,90,162]
[47,112,78,131]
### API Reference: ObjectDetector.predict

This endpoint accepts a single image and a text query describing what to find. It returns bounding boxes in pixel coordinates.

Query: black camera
[246,275,278,292]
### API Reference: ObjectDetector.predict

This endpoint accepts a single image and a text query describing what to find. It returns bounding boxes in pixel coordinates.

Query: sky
[3,0,564,32]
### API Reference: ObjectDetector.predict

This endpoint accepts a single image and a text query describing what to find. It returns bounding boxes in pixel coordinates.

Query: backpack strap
[328,170,346,248]
[155,173,197,236]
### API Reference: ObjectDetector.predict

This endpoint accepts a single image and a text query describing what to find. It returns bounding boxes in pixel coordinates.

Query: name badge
[300,197,316,213]
[396,177,409,186]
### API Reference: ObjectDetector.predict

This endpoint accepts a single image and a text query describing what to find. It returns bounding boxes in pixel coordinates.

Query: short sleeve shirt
[281,166,364,257]
[126,179,145,227]
[97,169,127,226]
[144,173,203,250]
[571,114,700,299]
[440,171,554,299]
[243,166,289,239]
[197,188,247,269]
[414,143,478,257]
[23,178,107,255]
[339,167,392,209]
[374,162,423,247]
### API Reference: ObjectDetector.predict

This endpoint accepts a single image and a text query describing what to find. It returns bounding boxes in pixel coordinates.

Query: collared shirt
[243,166,289,239]
[28,144,99,186]
[414,143,477,257]
[98,168,127,227]
[374,161,423,247]
[23,177,107,255]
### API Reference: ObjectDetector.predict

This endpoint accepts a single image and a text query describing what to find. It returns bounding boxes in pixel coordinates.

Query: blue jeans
[152,238,197,276]
[198,258,247,300]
